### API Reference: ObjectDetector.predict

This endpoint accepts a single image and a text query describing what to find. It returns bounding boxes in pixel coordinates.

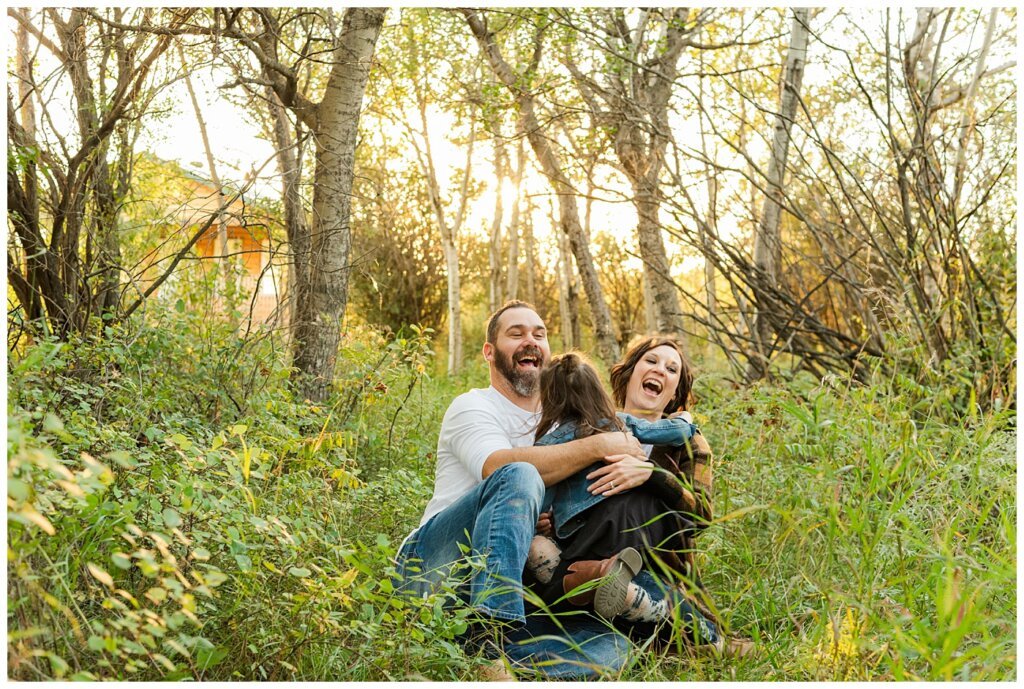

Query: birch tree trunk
[555,201,580,349]
[180,44,229,298]
[505,137,525,300]
[12,21,42,323]
[642,270,658,334]
[951,8,997,209]
[415,101,473,376]
[697,46,718,326]
[488,144,505,313]
[265,83,308,330]
[292,7,386,401]
[749,7,809,380]
[702,174,719,319]
[562,8,697,341]
[522,200,537,305]
[464,10,620,363]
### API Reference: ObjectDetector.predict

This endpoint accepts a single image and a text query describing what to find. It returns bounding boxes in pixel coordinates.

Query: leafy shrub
[7,315,486,680]
[7,312,1015,680]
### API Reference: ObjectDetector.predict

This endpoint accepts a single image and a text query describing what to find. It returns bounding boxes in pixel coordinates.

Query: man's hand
[535,510,553,536]
[587,454,655,496]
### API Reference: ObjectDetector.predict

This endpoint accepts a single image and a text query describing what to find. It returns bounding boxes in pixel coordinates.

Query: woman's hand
[535,510,553,537]
[586,454,655,496]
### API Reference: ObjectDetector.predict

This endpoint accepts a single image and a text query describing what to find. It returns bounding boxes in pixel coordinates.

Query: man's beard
[495,345,544,397]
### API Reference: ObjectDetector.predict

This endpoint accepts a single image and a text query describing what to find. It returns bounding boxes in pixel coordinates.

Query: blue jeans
[396,462,545,623]
[395,462,634,678]
[504,612,632,679]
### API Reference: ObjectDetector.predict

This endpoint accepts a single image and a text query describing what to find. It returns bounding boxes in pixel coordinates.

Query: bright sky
[141,65,279,201]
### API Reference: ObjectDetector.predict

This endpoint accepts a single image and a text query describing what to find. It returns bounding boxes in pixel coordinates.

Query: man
[395,300,645,678]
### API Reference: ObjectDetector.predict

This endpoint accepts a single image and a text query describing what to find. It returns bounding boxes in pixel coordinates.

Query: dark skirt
[526,487,691,609]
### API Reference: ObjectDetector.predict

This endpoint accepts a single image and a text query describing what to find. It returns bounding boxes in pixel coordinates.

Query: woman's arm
[618,412,697,447]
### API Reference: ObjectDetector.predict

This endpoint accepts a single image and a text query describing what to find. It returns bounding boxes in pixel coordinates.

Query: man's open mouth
[515,353,540,368]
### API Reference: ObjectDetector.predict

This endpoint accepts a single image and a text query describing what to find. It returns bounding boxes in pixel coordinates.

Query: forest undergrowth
[7,317,1016,680]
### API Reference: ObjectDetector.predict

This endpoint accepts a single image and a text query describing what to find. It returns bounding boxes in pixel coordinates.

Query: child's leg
[525,535,562,584]
[619,572,719,645]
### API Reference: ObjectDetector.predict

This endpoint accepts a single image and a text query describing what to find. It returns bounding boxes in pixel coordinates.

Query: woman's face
[623,345,683,418]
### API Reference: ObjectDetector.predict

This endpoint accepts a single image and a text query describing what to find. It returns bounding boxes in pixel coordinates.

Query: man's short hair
[486,300,539,345]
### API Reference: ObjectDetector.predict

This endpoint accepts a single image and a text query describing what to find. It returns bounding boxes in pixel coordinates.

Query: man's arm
[482,432,644,486]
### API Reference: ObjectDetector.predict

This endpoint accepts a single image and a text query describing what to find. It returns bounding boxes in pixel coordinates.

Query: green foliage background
[7,315,1016,680]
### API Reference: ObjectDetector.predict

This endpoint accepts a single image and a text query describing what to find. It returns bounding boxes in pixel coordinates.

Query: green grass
[7,323,1016,680]
[675,372,1017,681]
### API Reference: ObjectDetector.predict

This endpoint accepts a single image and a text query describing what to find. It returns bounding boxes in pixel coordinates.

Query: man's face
[486,307,550,398]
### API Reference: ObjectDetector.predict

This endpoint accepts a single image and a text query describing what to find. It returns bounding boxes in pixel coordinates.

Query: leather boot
[562,547,643,618]
[563,559,613,606]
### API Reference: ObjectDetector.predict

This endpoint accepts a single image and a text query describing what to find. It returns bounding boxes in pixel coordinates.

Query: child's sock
[619,582,669,623]
[526,535,562,584]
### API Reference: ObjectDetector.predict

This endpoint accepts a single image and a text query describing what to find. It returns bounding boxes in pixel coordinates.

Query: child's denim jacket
[537,413,697,539]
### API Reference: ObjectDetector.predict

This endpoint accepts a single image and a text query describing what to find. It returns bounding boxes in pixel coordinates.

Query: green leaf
[107,450,137,468]
[202,569,227,587]
[111,552,132,570]
[195,645,228,670]
[87,635,106,652]
[234,554,252,572]
[288,566,312,578]
[162,508,182,529]
[42,413,64,434]
[230,424,248,437]
[47,652,69,677]
[167,434,192,451]
[7,478,31,502]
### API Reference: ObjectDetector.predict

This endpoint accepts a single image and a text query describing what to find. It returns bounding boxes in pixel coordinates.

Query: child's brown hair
[535,351,624,440]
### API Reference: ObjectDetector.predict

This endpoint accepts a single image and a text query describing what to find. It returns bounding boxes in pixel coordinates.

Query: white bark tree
[749,7,810,380]
[463,9,621,363]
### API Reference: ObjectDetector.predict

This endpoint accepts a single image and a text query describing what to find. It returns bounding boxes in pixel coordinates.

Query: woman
[526,336,724,649]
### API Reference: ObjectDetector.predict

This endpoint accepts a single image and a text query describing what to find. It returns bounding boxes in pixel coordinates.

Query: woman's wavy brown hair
[609,336,693,416]
[535,351,624,440]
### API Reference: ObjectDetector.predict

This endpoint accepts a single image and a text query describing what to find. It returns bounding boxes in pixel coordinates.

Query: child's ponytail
[536,351,623,439]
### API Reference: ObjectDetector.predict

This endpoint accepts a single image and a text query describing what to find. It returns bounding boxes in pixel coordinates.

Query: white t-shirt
[418,386,541,526]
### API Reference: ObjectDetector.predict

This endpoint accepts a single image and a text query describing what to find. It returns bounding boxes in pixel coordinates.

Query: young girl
[524,351,718,645]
